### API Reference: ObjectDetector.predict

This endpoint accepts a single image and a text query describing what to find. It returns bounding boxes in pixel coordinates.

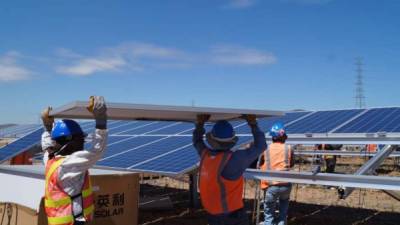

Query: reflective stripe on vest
[199,149,244,215]
[260,144,291,189]
[45,157,94,225]
[216,152,230,213]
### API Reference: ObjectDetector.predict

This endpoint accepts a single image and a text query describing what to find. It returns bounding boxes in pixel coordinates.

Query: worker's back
[260,143,292,189]
[199,150,244,215]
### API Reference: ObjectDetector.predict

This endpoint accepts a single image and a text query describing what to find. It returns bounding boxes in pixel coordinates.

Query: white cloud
[55,48,82,59]
[0,51,32,81]
[210,45,277,65]
[56,42,189,76]
[56,57,126,76]
[224,0,257,9]
[115,43,184,59]
[56,42,277,76]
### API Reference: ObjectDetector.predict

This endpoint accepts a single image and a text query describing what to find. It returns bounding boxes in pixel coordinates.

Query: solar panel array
[1,107,400,175]
[0,128,43,163]
[0,124,41,138]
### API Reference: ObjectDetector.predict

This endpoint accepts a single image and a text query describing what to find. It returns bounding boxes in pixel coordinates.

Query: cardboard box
[0,200,47,225]
[90,173,139,225]
[0,165,139,225]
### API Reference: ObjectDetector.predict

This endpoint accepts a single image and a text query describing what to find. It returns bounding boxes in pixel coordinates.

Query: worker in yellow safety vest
[41,96,108,225]
[260,122,294,225]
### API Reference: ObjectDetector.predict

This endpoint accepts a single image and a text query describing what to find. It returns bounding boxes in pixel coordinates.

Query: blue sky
[0,0,399,124]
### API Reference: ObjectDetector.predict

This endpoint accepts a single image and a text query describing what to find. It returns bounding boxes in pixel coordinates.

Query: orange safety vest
[367,144,377,153]
[199,150,244,215]
[260,143,291,189]
[10,152,32,165]
[45,157,94,225]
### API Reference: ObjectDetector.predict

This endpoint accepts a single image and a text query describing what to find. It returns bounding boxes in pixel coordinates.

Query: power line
[355,57,366,108]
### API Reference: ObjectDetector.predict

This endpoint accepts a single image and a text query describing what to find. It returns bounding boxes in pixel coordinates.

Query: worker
[319,144,341,173]
[193,114,266,225]
[260,122,294,225]
[41,96,107,225]
[366,144,377,153]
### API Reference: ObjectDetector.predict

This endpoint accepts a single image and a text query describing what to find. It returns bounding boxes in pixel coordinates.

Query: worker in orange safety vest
[41,96,108,225]
[259,122,294,225]
[193,114,266,225]
[366,144,377,153]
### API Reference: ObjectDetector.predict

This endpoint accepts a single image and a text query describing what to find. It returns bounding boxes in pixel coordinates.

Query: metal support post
[189,172,199,208]
[340,145,395,198]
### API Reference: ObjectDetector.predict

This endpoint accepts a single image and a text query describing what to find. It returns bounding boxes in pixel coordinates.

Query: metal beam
[243,169,400,191]
[383,190,400,201]
[341,145,397,198]
[294,150,400,157]
[49,101,283,122]
[283,137,400,145]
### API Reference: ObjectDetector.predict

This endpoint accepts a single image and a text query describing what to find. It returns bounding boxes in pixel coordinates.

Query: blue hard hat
[51,119,84,140]
[206,120,238,150]
[269,122,286,137]
[210,120,236,141]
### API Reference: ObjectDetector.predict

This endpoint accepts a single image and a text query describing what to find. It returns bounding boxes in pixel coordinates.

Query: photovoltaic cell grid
[334,107,400,133]
[1,107,400,175]
[0,128,43,163]
[0,124,41,138]
[286,109,364,134]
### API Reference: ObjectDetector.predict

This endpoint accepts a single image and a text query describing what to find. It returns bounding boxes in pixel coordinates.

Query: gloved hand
[41,107,54,132]
[88,96,107,129]
[242,114,257,126]
[196,114,210,125]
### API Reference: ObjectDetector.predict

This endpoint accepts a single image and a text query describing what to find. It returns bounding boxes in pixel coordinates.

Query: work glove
[41,107,54,132]
[87,96,107,129]
[196,114,210,126]
[242,114,257,126]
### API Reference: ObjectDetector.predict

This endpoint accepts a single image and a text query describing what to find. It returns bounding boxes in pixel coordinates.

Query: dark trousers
[207,208,249,225]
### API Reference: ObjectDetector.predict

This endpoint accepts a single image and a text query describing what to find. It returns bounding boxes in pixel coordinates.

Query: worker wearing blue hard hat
[193,114,266,225]
[259,122,294,225]
[41,96,108,225]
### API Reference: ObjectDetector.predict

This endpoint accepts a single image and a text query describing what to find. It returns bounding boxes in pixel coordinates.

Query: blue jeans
[263,184,292,225]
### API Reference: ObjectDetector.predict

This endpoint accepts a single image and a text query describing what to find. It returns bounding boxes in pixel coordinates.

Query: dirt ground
[138,157,400,225]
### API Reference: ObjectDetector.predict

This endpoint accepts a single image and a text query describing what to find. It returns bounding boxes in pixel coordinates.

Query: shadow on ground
[138,184,400,225]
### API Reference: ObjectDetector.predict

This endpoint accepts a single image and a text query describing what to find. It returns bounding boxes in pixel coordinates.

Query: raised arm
[192,114,210,156]
[60,96,108,173]
[41,107,56,165]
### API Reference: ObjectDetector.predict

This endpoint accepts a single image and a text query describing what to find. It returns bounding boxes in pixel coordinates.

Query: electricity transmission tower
[355,57,366,108]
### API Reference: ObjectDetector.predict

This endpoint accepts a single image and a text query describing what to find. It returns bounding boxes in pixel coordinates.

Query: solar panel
[286,109,363,134]
[0,124,41,138]
[334,107,400,133]
[97,136,192,169]
[0,128,43,163]
[235,111,312,134]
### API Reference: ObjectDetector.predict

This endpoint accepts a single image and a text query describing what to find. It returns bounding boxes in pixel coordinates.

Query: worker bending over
[41,96,108,225]
[260,122,294,225]
[193,115,266,225]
